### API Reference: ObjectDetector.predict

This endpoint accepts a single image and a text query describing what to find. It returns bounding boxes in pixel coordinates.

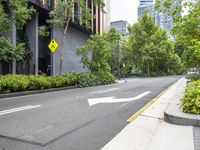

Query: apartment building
[110,20,130,36]
[0,0,110,75]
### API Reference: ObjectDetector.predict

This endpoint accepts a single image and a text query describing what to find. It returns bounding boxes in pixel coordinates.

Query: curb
[164,77,200,127]
[0,86,77,99]
[127,78,179,122]
[164,105,200,127]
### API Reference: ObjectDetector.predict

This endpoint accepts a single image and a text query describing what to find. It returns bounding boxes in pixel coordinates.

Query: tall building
[138,0,155,22]
[138,5,154,19]
[139,0,154,6]
[0,0,110,75]
[138,0,174,38]
[111,20,130,36]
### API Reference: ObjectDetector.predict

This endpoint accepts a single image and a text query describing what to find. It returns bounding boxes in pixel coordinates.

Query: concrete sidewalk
[102,78,195,150]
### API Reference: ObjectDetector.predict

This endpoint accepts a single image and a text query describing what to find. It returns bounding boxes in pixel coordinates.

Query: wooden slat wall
[95,5,99,34]
[91,0,94,32]
[48,0,104,34]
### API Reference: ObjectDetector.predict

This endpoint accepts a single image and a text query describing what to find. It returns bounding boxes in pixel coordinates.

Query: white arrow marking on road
[0,105,41,116]
[88,91,151,106]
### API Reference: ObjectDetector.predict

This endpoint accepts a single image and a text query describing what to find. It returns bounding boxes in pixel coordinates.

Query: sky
[110,0,138,25]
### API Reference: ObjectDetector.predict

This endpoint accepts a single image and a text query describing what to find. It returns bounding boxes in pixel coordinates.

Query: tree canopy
[126,11,182,76]
[0,37,25,62]
[155,0,200,73]
[76,28,122,73]
[0,0,34,63]
[0,0,34,33]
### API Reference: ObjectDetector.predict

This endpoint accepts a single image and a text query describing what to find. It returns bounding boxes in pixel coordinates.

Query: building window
[46,0,51,6]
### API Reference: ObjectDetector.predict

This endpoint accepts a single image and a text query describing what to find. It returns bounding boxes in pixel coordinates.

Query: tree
[155,0,200,73]
[17,34,32,74]
[176,2,200,72]
[0,0,34,69]
[126,11,182,76]
[182,40,200,72]
[76,34,111,72]
[76,28,126,76]
[0,37,25,62]
[0,0,35,33]
[40,0,105,74]
[105,28,121,74]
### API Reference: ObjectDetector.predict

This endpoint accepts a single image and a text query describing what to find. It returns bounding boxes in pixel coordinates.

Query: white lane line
[89,88,119,95]
[0,105,41,116]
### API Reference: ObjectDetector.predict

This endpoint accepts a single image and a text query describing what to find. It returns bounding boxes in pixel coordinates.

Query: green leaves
[77,34,112,73]
[181,80,200,115]
[47,0,69,28]
[38,25,50,37]
[76,72,115,87]
[0,0,35,33]
[0,0,34,64]
[0,37,25,62]
[126,12,182,76]
[0,4,12,32]
[155,0,182,20]
[0,72,115,93]
[9,0,35,29]
[46,0,104,28]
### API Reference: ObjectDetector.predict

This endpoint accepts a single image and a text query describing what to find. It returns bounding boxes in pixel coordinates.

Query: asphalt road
[0,76,181,150]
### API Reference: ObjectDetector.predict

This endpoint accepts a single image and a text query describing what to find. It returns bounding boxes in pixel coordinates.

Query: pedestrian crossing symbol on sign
[48,39,58,53]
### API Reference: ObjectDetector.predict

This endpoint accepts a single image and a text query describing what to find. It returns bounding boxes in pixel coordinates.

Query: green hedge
[180,80,200,115]
[77,72,115,87]
[186,74,200,81]
[0,72,116,93]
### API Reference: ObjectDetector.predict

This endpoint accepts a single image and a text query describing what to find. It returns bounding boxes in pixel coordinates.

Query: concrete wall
[25,12,39,75]
[52,27,89,75]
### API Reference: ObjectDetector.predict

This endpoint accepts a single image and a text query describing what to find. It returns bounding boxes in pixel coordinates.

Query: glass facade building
[138,0,175,39]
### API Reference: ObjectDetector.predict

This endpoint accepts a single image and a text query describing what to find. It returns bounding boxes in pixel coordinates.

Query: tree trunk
[59,17,71,74]
[147,61,150,77]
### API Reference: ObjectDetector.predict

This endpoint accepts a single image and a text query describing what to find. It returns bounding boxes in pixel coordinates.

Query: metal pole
[118,41,121,80]
[12,24,16,74]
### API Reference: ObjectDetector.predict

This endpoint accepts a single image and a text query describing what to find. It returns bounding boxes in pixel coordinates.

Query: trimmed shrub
[47,76,69,88]
[61,72,79,86]
[27,75,51,90]
[77,72,116,87]
[180,80,200,115]
[0,72,116,93]
[0,75,29,92]
[77,73,98,87]
[186,73,200,81]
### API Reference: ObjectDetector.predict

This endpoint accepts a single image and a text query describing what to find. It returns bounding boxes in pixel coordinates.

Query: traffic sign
[48,39,58,53]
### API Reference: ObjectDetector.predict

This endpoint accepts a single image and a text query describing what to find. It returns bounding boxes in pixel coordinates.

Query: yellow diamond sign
[48,39,58,53]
